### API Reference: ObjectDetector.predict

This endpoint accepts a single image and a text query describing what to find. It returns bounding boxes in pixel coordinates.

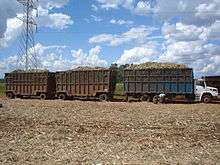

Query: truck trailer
[55,68,117,101]
[123,68,219,103]
[5,70,56,99]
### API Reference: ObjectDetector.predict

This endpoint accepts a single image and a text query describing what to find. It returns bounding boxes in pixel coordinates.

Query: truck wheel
[140,95,149,102]
[6,92,14,99]
[99,94,108,101]
[159,97,165,104]
[59,93,66,100]
[40,93,47,100]
[153,95,159,104]
[203,95,212,103]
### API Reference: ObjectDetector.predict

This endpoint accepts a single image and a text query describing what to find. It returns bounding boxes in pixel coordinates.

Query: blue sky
[0,0,220,78]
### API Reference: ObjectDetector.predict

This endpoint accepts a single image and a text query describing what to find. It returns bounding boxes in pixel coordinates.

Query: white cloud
[0,16,23,48]
[195,2,220,21]
[206,20,220,40]
[90,15,103,22]
[0,0,73,48]
[37,3,73,30]
[0,0,22,38]
[162,22,208,43]
[96,0,134,9]
[96,0,220,25]
[159,40,220,76]
[89,25,157,46]
[110,19,133,25]
[134,1,153,15]
[38,10,73,29]
[91,4,98,11]
[154,0,220,26]
[159,20,220,76]
[71,46,107,67]
[116,42,159,65]
[39,0,69,9]
[0,43,108,77]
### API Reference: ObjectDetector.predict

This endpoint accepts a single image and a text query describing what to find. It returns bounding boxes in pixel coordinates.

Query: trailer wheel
[40,93,47,100]
[99,94,108,101]
[202,95,212,103]
[6,92,14,99]
[140,95,149,102]
[153,95,159,104]
[58,93,66,100]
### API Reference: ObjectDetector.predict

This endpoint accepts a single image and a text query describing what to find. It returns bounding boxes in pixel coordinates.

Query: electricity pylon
[17,0,39,70]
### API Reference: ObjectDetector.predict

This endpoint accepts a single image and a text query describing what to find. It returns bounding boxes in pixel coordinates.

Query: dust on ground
[0,99,219,164]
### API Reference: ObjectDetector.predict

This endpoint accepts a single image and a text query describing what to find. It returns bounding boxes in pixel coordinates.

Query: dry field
[0,99,219,164]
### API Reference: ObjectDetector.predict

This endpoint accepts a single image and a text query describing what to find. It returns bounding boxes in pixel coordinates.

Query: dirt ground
[0,99,219,164]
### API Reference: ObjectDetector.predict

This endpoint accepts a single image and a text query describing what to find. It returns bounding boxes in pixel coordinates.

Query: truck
[55,68,117,101]
[123,68,219,103]
[195,78,219,103]
[5,70,56,99]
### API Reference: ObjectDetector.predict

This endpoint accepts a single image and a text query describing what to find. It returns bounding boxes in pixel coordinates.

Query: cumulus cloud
[162,22,208,42]
[38,6,73,29]
[95,0,134,10]
[134,1,153,15]
[89,25,157,46]
[0,0,22,38]
[154,0,220,26]
[39,0,69,9]
[0,16,23,48]
[110,19,133,25]
[159,41,220,75]
[37,1,73,30]
[71,46,107,67]
[96,0,220,25]
[0,43,108,77]
[0,0,73,48]
[116,42,159,64]
[159,19,220,76]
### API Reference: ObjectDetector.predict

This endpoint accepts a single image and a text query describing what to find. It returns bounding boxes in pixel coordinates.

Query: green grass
[115,83,124,95]
[114,83,125,100]
[0,83,5,96]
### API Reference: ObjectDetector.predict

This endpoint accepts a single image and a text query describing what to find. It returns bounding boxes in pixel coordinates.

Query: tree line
[110,64,129,84]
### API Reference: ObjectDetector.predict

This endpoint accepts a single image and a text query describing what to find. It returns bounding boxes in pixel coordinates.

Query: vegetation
[110,63,129,83]
[126,62,187,69]
[115,83,124,95]
[0,83,5,96]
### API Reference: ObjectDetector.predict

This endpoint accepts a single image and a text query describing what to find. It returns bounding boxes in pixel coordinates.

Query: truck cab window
[196,81,205,88]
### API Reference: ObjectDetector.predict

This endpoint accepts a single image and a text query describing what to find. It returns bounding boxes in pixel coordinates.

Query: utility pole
[17,0,39,70]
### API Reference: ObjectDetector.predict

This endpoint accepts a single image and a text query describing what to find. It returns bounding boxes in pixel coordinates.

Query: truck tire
[159,96,165,104]
[6,92,14,99]
[59,93,66,100]
[153,95,159,104]
[140,95,149,102]
[202,95,212,103]
[99,94,108,101]
[40,93,47,100]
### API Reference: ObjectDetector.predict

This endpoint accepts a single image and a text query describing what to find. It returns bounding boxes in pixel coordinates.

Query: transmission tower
[17,0,39,70]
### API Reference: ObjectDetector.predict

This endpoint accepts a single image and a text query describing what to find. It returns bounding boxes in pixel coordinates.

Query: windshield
[196,80,205,87]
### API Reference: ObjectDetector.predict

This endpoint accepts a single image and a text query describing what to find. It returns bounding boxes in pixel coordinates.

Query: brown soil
[0,99,219,164]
